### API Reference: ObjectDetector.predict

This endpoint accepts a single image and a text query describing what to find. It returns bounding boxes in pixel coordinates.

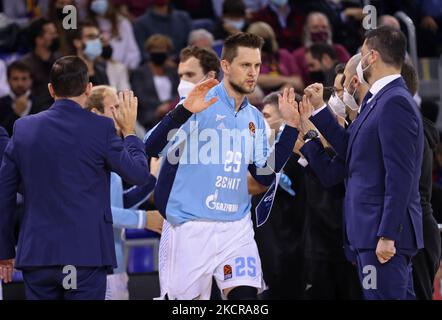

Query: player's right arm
[144,79,219,157]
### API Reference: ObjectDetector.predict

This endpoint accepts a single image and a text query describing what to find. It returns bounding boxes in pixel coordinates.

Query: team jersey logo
[224,265,232,280]
[249,122,255,136]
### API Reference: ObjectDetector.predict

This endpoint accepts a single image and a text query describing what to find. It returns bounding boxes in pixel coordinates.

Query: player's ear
[221,59,230,75]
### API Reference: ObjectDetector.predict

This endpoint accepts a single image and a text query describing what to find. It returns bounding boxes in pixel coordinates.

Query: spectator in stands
[133,0,191,59]
[86,0,141,70]
[2,0,44,26]
[212,0,269,20]
[100,39,131,91]
[171,0,215,20]
[418,0,442,57]
[305,43,339,87]
[292,12,350,85]
[188,29,215,50]
[21,18,60,111]
[251,0,304,51]
[0,61,42,136]
[130,34,179,130]
[47,0,75,56]
[66,21,109,86]
[85,85,163,300]
[212,0,249,41]
[303,0,365,55]
[113,0,153,21]
[247,21,303,94]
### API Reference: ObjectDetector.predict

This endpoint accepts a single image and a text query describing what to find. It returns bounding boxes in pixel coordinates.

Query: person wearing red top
[292,12,350,85]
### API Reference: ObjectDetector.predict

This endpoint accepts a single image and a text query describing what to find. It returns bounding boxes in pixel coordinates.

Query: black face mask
[150,52,168,66]
[101,45,113,60]
[49,38,60,52]
[309,70,325,83]
[56,8,65,20]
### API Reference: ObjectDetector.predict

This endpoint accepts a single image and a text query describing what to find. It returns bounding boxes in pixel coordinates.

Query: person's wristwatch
[302,129,319,142]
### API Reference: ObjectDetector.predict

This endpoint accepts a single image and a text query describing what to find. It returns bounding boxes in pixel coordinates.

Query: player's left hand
[278,87,300,129]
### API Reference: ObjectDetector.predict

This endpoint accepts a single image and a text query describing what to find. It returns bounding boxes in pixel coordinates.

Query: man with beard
[292,12,350,85]
[21,18,61,111]
[304,26,424,300]
[147,33,301,300]
[0,62,42,136]
[305,43,339,87]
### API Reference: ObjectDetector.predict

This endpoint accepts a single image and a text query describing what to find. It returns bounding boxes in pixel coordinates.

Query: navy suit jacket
[0,99,150,269]
[0,126,9,163]
[310,77,424,250]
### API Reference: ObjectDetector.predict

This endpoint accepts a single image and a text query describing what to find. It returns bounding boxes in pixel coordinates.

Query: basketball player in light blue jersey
[145,33,302,300]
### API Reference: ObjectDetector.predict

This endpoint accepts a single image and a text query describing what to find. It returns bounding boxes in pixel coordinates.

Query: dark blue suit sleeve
[105,123,150,186]
[144,104,193,157]
[248,125,299,186]
[0,126,9,164]
[123,175,157,208]
[0,138,20,259]
[310,106,349,158]
[300,138,346,188]
[377,96,422,241]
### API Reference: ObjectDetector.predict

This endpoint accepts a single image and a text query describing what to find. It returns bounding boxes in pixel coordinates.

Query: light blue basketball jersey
[146,82,271,225]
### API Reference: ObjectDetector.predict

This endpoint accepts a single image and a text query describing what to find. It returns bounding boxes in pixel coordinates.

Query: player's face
[224,47,261,95]
[178,57,205,84]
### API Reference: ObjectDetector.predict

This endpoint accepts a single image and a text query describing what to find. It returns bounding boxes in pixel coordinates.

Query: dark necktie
[359,91,373,114]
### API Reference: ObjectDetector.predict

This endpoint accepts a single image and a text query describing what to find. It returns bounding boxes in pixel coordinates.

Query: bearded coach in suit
[304,26,424,300]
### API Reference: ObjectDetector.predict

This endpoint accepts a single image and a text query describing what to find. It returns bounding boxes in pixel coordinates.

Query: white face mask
[177,79,196,99]
[224,18,245,31]
[343,87,360,111]
[356,52,372,86]
[328,93,346,118]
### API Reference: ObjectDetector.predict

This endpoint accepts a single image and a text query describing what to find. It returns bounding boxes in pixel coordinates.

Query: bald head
[379,15,400,30]
[344,53,361,79]
[306,12,330,32]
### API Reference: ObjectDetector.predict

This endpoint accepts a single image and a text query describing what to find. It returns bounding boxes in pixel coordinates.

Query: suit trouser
[303,259,362,300]
[21,266,107,300]
[355,249,416,300]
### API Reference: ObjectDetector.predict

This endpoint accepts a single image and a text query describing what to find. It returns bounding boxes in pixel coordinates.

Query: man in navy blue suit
[303,26,424,299]
[0,56,151,300]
